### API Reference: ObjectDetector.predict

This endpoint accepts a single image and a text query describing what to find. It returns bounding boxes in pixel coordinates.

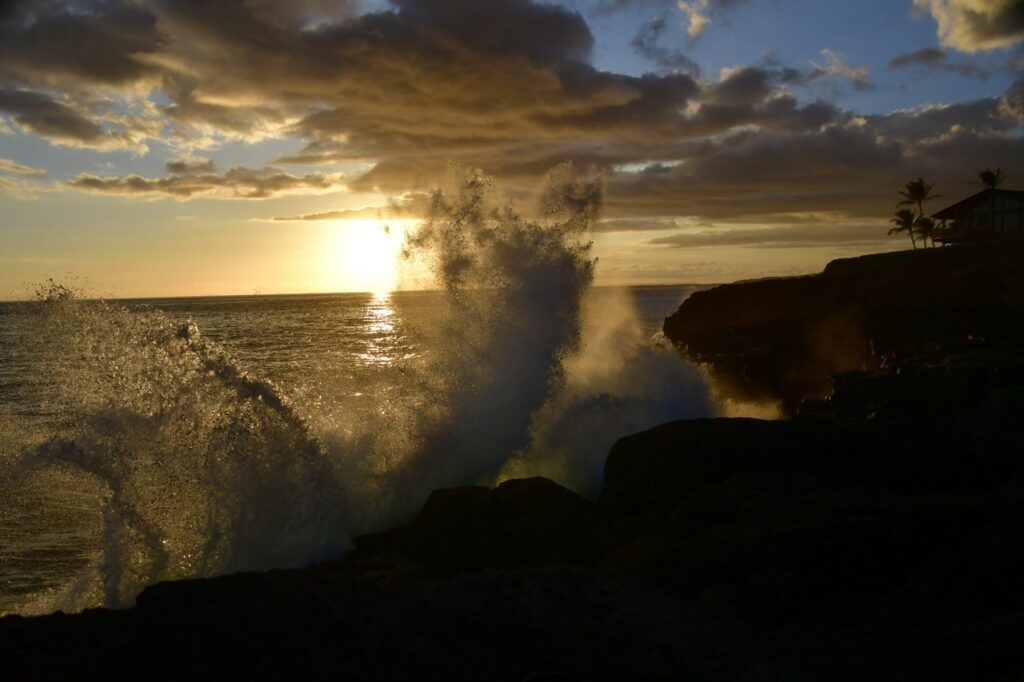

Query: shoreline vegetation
[4,243,1024,679]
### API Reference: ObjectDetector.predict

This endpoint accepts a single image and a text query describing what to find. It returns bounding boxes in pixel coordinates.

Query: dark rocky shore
[4,244,1024,680]
[664,241,1024,415]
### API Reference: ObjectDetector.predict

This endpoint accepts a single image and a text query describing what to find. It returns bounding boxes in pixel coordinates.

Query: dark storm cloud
[915,0,1024,52]
[888,47,990,79]
[68,166,346,199]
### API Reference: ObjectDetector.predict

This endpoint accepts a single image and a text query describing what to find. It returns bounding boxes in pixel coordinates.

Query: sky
[1,0,1023,298]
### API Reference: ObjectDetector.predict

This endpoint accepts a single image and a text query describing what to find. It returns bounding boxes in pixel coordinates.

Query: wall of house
[969,195,1024,233]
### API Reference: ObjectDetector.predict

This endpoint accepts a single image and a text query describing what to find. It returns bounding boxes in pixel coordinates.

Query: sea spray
[350,164,601,523]
[384,165,710,499]
[15,286,347,608]
[501,286,712,494]
[6,167,712,613]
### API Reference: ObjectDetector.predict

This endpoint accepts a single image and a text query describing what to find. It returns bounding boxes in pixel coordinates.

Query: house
[933,188,1024,244]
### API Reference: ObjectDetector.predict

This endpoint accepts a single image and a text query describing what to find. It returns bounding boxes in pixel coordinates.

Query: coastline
[4,245,1024,679]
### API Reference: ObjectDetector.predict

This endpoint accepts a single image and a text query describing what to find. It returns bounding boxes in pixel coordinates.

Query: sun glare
[322,219,409,294]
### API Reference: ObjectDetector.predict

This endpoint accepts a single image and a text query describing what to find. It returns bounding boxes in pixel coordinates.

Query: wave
[7,165,711,612]
[14,291,347,609]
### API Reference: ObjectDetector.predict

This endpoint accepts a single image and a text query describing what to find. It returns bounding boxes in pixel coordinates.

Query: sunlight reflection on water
[359,291,401,367]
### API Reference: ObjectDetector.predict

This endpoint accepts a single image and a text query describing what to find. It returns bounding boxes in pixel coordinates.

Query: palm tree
[915,215,936,248]
[898,177,940,220]
[977,167,1007,234]
[889,209,918,249]
[978,167,1007,190]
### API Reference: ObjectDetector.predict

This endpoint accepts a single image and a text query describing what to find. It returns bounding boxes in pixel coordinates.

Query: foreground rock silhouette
[5,244,1024,680]
[4,402,1024,680]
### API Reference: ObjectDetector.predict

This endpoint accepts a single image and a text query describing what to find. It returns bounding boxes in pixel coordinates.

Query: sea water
[0,285,704,615]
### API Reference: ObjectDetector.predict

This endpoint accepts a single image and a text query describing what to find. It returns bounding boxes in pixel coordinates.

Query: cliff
[663,243,1024,413]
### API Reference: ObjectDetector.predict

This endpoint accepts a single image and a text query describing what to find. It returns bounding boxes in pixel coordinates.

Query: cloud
[594,217,696,232]
[0,174,38,197]
[0,0,162,89]
[0,0,1021,239]
[272,192,431,221]
[1002,76,1024,121]
[241,0,363,27]
[673,0,747,40]
[630,16,700,76]
[914,0,1024,52]
[0,88,104,144]
[647,222,896,249]
[0,0,835,188]
[0,156,49,197]
[589,0,663,15]
[67,166,347,200]
[866,98,1012,141]
[602,73,1024,223]
[888,47,990,78]
[0,88,156,152]
[165,157,217,175]
[0,157,46,177]
[272,207,387,222]
[146,0,708,178]
[809,49,876,91]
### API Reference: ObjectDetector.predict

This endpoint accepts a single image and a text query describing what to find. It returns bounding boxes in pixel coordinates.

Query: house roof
[932,188,1024,220]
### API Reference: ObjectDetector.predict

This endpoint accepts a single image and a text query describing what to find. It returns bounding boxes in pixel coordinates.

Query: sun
[321,219,408,294]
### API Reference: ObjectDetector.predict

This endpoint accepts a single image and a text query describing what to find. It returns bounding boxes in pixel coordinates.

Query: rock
[599,415,1024,522]
[0,567,689,682]
[337,477,601,581]
[404,477,601,577]
[8,306,1024,680]
[664,243,1024,413]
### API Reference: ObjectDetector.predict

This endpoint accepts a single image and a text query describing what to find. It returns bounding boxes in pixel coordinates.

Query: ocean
[0,285,708,615]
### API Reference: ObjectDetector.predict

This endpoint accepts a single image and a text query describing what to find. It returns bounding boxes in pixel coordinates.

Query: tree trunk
[915,200,924,249]
[991,188,997,236]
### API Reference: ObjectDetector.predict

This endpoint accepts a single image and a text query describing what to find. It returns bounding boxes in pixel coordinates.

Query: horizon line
[0,281,715,305]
